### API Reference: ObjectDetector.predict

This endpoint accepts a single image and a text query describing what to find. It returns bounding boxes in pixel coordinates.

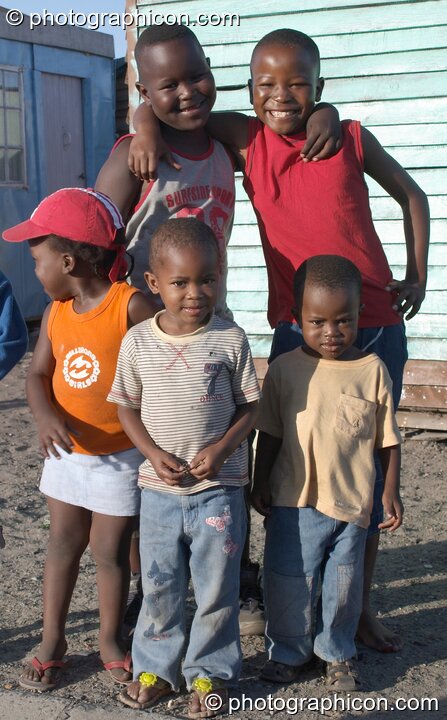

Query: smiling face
[136,37,216,135]
[250,42,324,135]
[29,237,74,300]
[296,282,361,360]
[145,243,220,335]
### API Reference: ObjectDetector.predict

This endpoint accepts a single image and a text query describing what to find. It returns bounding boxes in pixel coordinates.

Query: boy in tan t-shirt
[252,255,403,691]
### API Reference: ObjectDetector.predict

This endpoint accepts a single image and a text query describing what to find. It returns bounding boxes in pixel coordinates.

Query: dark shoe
[260,660,301,683]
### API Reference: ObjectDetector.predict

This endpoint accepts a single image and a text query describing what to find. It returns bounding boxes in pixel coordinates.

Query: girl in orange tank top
[2,189,154,692]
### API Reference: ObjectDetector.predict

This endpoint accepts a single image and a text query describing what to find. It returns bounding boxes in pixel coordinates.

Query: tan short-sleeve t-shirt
[257,348,402,528]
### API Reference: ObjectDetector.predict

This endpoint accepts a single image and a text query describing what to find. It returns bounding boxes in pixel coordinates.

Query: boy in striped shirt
[108,218,259,716]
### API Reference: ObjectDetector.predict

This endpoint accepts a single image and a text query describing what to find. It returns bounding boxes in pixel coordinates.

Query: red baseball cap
[2,188,127,282]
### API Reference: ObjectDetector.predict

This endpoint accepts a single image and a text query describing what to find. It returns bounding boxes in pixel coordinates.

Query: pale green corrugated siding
[131,0,447,360]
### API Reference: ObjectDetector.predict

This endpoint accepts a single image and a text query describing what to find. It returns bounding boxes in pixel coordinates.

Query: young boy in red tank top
[216,30,428,657]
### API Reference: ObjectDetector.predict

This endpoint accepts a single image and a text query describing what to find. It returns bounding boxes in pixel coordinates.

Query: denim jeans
[264,507,367,665]
[132,486,246,690]
[269,322,408,534]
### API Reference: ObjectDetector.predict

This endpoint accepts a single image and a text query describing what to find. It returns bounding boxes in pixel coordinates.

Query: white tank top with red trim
[125,138,235,320]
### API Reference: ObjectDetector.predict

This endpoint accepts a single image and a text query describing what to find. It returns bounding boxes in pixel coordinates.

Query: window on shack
[0,66,26,186]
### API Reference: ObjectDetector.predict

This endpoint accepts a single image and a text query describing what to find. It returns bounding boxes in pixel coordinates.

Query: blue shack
[0,8,116,318]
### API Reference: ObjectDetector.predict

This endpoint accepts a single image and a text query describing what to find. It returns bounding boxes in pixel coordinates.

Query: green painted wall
[131,0,447,361]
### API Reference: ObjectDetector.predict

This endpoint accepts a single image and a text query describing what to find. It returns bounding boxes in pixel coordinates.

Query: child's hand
[36,411,75,458]
[301,103,342,162]
[379,491,404,532]
[128,132,181,182]
[386,279,426,320]
[188,443,228,481]
[250,484,272,517]
[149,447,185,486]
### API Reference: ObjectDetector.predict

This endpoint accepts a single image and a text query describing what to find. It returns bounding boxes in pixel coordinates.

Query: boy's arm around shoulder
[26,304,74,458]
[130,104,249,179]
[95,137,142,221]
[207,105,342,167]
[206,112,250,171]
[362,126,430,320]
[0,271,28,379]
[129,102,342,178]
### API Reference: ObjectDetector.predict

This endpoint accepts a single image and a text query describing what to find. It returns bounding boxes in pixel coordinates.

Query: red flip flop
[19,656,68,691]
[103,651,133,685]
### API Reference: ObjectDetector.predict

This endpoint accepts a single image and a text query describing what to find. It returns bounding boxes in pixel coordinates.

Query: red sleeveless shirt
[243,118,401,329]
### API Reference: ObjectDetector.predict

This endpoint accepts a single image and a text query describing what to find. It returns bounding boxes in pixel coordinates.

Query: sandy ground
[0,348,446,720]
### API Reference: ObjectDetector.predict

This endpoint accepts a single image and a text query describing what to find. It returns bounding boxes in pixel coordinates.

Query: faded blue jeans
[132,486,246,690]
[264,507,367,665]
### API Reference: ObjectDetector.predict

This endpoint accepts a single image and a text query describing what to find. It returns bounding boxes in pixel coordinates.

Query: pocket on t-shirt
[335,393,376,439]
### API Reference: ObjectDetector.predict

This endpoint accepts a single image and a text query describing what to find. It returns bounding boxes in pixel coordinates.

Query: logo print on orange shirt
[63,346,100,389]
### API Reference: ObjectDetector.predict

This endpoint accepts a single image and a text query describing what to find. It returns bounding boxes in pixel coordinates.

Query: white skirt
[40,446,142,516]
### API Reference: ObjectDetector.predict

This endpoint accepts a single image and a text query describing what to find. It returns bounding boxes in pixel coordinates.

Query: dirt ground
[0,348,446,719]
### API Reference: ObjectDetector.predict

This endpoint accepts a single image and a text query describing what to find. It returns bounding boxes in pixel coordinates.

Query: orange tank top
[48,282,138,455]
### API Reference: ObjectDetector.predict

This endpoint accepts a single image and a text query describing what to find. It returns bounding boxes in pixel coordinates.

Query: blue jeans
[132,486,246,690]
[269,322,408,535]
[264,507,367,664]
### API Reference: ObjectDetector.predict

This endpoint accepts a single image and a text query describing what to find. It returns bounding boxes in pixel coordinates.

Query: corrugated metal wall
[127,0,446,367]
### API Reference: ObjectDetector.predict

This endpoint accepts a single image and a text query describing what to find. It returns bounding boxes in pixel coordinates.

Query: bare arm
[205,112,250,170]
[207,106,343,169]
[26,304,74,458]
[117,405,184,485]
[209,104,342,166]
[95,137,142,221]
[130,104,248,177]
[207,105,343,165]
[251,430,282,517]
[127,290,157,327]
[377,444,403,531]
[188,400,258,480]
[362,127,430,320]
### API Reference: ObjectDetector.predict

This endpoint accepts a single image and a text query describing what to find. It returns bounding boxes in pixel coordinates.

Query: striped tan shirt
[108,312,260,493]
